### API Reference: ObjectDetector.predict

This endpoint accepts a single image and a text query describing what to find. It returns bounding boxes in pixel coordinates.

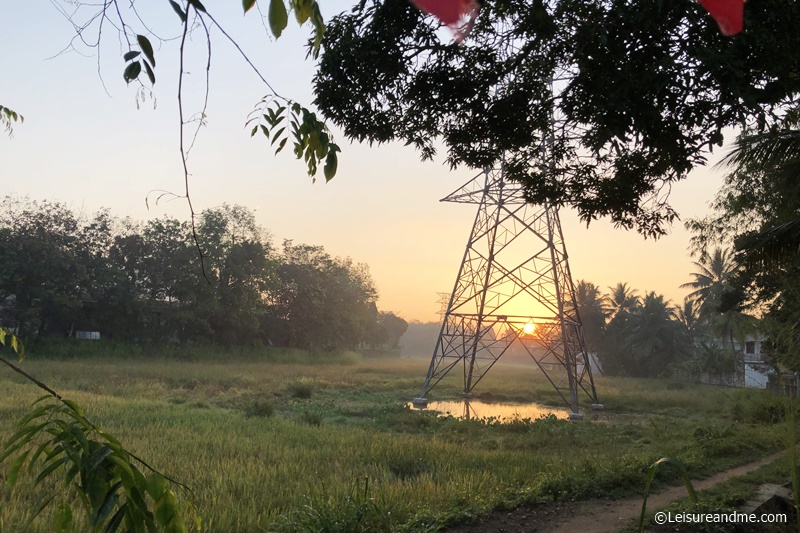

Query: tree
[726,129,800,268]
[680,247,738,317]
[77,212,145,341]
[571,280,607,354]
[621,292,691,378]
[596,286,692,378]
[267,241,378,350]
[367,311,409,350]
[603,282,639,322]
[689,123,800,369]
[674,297,707,348]
[314,0,800,237]
[0,198,390,352]
[0,197,85,341]
[195,205,277,346]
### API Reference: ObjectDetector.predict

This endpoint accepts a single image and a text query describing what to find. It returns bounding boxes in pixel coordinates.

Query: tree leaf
[187,0,207,13]
[88,445,114,473]
[243,0,257,14]
[136,35,156,68]
[143,60,156,85]
[61,399,84,417]
[35,456,68,485]
[107,454,135,483]
[292,0,312,24]
[27,440,53,473]
[268,0,288,39]
[123,61,142,83]
[102,504,126,533]
[154,490,179,525]
[168,0,187,22]
[1,422,47,461]
[271,127,285,145]
[53,502,74,533]
[123,51,141,62]
[93,481,122,525]
[323,151,338,182]
[146,473,169,500]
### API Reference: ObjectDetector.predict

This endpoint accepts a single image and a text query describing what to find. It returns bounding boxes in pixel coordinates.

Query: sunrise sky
[1,1,731,323]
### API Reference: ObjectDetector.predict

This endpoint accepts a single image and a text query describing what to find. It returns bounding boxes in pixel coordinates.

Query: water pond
[408,399,570,422]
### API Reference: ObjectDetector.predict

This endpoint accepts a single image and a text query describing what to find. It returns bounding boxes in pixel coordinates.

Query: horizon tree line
[573,247,757,378]
[0,196,407,352]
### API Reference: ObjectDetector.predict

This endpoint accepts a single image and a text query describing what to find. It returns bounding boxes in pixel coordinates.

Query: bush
[287,379,314,399]
[244,398,275,418]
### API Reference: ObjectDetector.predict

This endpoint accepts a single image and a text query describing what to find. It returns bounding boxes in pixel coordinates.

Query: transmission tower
[413,166,601,418]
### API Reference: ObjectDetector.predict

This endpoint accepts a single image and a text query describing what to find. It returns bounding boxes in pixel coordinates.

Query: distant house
[737,335,771,389]
[682,334,772,389]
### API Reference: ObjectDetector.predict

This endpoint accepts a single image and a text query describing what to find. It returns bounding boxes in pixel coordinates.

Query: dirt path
[445,450,786,533]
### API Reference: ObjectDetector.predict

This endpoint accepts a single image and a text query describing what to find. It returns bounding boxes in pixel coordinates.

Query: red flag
[699,0,745,36]
[410,0,481,43]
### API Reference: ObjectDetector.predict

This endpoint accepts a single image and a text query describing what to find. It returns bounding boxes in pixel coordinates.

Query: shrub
[244,398,275,418]
[287,379,314,399]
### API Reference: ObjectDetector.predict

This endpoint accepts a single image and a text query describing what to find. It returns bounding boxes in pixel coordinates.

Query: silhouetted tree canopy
[689,124,800,370]
[0,197,386,351]
[313,0,800,237]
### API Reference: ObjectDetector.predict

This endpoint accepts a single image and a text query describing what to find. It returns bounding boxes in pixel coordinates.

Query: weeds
[244,398,275,418]
[270,478,393,533]
[298,405,324,426]
[287,379,314,399]
[638,457,698,533]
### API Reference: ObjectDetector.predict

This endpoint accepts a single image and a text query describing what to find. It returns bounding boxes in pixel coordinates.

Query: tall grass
[0,354,789,532]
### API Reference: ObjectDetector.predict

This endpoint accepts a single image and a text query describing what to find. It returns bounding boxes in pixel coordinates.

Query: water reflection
[409,399,570,421]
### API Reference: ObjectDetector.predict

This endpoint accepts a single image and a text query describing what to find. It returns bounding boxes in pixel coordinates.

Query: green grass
[0,352,791,532]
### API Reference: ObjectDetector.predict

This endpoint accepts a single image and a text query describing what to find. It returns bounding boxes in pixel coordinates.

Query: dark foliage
[0,197,384,352]
[314,0,800,237]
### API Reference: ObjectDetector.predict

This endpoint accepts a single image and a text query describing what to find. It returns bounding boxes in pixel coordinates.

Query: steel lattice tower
[413,166,601,418]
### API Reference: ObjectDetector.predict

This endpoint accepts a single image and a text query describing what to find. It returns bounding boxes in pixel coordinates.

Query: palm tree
[603,282,639,322]
[680,247,738,317]
[674,297,707,347]
[724,129,800,268]
[571,280,608,354]
[736,219,800,268]
[711,308,756,354]
[623,292,691,377]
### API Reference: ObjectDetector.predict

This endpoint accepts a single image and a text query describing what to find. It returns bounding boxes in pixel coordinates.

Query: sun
[522,322,535,335]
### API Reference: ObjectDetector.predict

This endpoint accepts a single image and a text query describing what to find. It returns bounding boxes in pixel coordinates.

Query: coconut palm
[674,297,708,347]
[622,292,691,377]
[725,129,800,268]
[680,247,738,317]
[571,280,608,354]
[603,282,639,322]
[736,219,800,268]
[711,308,756,354]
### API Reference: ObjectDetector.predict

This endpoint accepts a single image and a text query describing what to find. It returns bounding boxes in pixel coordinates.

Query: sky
[1,1,732,323]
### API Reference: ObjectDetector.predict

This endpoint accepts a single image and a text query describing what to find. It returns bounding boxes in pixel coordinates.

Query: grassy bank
[0,351,791,532]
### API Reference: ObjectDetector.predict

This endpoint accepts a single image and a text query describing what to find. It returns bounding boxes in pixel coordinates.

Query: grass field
[0,349,794,532]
